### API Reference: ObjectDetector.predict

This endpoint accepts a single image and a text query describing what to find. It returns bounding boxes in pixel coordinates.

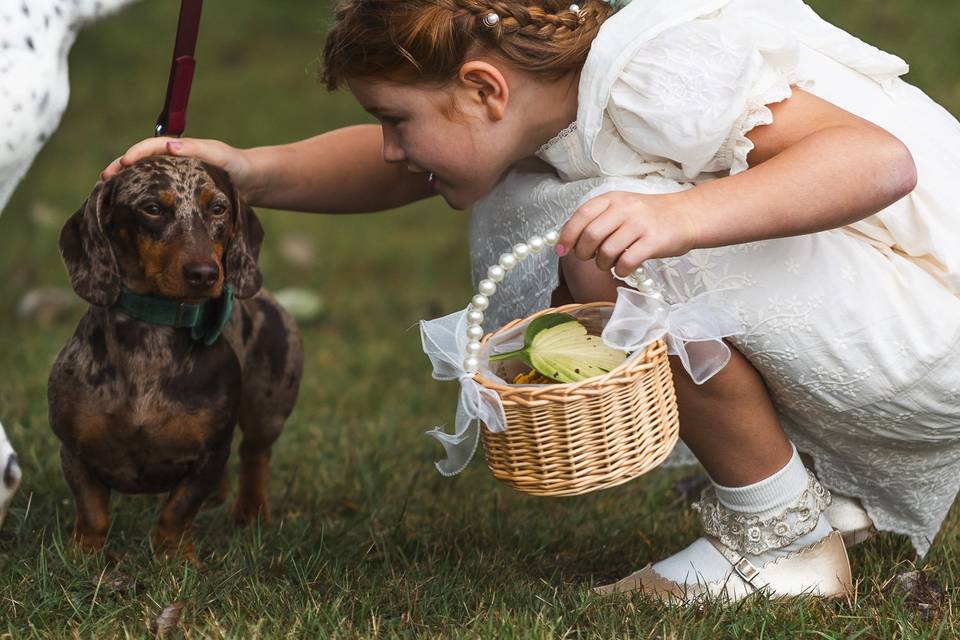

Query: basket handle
[461,227,663,375]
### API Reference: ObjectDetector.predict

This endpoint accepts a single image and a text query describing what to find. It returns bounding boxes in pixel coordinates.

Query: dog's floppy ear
[211,171,263,300]
[202,162,263,299]
[59,180,121,307]
[225,198,264,299]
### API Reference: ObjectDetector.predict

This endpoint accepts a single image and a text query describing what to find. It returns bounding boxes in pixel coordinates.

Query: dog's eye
[140,203,163,217]
[209,202,228,216]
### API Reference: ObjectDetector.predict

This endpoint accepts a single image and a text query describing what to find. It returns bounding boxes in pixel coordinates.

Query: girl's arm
[244,125,434,212]
[556,88,918,277]
[101,124,434,213]
[684,88,917,248]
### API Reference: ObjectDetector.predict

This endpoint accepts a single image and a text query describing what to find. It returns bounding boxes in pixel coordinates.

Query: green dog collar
[115,283,235,346]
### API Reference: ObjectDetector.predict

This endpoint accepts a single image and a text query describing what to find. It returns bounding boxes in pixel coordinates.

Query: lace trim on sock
[693,471,831,555]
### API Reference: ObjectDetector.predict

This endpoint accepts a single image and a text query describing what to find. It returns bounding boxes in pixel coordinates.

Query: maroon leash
[154,0,204,137]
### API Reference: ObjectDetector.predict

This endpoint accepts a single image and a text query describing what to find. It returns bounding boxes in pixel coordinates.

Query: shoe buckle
[733,557,760,584]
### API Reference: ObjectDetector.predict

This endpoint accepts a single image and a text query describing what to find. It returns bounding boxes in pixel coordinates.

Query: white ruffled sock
[652,445,833,586]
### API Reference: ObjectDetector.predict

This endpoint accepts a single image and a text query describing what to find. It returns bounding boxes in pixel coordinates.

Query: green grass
[2,0,960,637]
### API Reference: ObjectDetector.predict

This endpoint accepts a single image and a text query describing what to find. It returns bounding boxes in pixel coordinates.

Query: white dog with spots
[0,422,21,528]
[0,0,141,214]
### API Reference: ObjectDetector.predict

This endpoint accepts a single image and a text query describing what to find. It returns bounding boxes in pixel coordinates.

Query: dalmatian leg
[0,422,21,529]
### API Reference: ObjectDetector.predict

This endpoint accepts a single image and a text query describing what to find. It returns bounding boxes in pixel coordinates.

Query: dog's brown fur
[48,157,303,560]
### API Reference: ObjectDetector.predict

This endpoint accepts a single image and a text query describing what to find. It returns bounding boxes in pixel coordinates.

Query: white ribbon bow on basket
[419,287,746,476]
[419,308,507,476]
[601,287,747,384]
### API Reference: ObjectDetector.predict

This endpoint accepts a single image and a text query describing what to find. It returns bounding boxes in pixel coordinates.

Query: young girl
[103,0,960,603]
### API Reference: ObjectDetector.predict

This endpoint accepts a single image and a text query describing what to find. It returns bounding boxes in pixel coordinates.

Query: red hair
[321,0,613,89]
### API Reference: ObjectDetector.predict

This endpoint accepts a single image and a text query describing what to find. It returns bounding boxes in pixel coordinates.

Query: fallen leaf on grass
[151,600,187,637]
[881,569,943,618]
[95,568,136,597]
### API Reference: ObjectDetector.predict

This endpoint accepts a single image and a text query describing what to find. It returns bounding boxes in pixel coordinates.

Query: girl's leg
[671,346,792,486]
[555,258,792,485]
[557,258,847,601]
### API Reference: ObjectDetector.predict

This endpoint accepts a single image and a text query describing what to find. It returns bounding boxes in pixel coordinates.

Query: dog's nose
[183,261,220,290]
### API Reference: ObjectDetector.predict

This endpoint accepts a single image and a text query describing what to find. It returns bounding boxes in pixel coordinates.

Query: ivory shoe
[594,530,853,604]
[824,494,876,548]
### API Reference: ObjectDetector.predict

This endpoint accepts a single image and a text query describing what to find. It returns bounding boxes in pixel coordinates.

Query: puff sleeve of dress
[570,0,960,292]
[596,13,804,180]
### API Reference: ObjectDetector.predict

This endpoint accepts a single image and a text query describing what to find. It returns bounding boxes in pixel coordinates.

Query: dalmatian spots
[0,0,141,214]
[0,422,20,529]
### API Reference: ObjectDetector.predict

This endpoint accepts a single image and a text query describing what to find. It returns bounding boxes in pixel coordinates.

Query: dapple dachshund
[48,156,303,560]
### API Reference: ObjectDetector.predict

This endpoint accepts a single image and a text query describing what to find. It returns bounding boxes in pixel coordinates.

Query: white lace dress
[469,0,960,556]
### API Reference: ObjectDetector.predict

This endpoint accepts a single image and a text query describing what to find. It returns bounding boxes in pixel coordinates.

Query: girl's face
[349,76,523,210]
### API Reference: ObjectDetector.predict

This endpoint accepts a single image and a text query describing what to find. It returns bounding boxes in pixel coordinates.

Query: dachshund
[48,156,303,560]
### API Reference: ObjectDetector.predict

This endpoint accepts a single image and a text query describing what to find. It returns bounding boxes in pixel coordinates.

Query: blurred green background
[1,0,959,637]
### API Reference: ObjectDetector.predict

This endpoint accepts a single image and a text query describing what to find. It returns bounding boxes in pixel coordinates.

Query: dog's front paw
[0,422,21,528]
[152,526,199,565]
[72,528,108,552]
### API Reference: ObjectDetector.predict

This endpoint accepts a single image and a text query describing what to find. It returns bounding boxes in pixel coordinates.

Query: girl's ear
[457,60,509,121]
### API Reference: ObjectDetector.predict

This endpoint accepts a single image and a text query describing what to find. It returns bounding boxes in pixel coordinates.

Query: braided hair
[321,0,613,89]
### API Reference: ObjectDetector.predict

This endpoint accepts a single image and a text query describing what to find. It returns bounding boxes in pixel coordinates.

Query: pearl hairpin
[569,4,581,12]
[482,12,500,27]
[463,227,664,374]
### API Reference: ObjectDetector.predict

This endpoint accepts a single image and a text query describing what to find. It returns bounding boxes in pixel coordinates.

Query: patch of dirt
[882,569,944,619]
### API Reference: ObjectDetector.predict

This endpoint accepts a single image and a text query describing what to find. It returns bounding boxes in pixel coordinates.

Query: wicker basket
[474,301,680,497]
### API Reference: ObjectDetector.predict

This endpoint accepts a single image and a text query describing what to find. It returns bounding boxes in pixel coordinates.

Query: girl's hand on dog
[101,137,257,200]
[555,191,701,278]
